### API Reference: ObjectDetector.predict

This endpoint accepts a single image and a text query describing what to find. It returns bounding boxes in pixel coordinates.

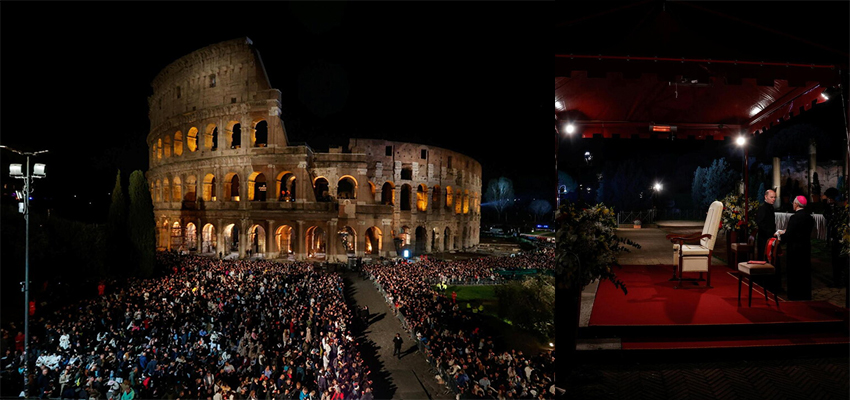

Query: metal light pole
[736,136,749,238]
[1,145,47,398]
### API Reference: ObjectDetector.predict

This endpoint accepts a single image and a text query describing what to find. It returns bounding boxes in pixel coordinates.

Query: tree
[495,275,555,340]
[106,170,129,277]
[693,158,739,212]
[528,199,553,222]
[598,158,651,211]
[128,170,156,277]
[484,177,515,222]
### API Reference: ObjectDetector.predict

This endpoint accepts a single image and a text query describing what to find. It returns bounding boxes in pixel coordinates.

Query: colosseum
[146,38,481,262]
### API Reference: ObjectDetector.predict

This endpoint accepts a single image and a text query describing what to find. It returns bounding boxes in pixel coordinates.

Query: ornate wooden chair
[666,201,723,289]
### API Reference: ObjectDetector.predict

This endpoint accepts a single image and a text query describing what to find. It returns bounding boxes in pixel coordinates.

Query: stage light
[555,100,563,110]
[736,136,746,146]
[565,123,576,135]
[654,183,662,191]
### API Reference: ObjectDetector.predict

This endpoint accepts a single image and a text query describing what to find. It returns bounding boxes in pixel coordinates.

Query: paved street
[344,272,453,400]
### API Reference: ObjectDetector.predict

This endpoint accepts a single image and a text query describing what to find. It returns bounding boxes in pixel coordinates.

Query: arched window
[365,226,382,255]
[185,175,197,201]
[163,135,172,158]
[416,184,428,211]
[228,122,241,149]
[400,184,412,211]
[171,221,182,249]
[306,226,326,259]
[381,182,395,205]
[203,174,216,202]
[254,120,268,147]
[337,176,357,200]
[185,223,197,251]
[224,224,239,253]
[187,127,199,152]
[463,190,469,214]
[174,131,183,156]
[314,177,330,202]
[202,224,216,253]
[276,225,293,255]
[205,124,218,151]
[338,226,356,254]
[277,172,296,201]
[157,139,163,159]
[248,173,267,201]
[445,186,453,209]
[455,190,463,214]
[162,178,171,202]
[224,173,240,201]
[249,225,266,255]
[172,177,182,202]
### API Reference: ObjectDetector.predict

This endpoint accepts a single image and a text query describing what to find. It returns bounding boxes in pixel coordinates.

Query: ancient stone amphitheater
[146,38,481,262]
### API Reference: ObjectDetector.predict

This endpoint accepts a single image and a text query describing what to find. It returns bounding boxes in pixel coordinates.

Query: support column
[239,219,248,258]
[196,218,203,254]
[773,157,782,210]
[216,219,225,258]
[382,219,394,257]
[296,162,310,203]
[328,218,339,262]
[267,220,276,258]
[295,220,306,260]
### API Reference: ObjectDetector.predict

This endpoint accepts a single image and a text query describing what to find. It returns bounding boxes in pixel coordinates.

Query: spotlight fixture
[565,124,576,135]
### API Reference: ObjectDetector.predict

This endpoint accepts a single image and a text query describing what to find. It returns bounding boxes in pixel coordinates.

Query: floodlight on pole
[0,145,48,399]
[565,123,576,135]
[654,183,662,191]
[736,136,746,146]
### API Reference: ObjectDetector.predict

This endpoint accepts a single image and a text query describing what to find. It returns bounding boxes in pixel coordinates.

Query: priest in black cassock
[777,196,815,301]
[755,189,777,260]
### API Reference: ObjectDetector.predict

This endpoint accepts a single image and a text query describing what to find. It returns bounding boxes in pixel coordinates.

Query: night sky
[1,2,550,223]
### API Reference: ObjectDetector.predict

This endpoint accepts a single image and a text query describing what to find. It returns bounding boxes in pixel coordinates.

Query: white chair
[666,201,723,289]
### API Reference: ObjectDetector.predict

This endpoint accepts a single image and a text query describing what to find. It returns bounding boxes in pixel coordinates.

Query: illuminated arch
[163,135,172,158]
[249,224,266,255]
[203,173,217,201]
[185,222,197,251]
[277,171,297,201]
[224,223,239,253]
[276,225,293,255]
[187,127,199,152]
[171,221,182,249]
[306,226,326,259]
[416,184,428,211]
[365,226,382,255]
[463,190,470,214]
[226,120,241,149]
[313,177,330,202]
[185,175,197,201]
[174,131,183,156]
[159,220,170,249]
[204,124,218,150]
[253,120,268,147]
[339,226,356,254]
[162,178,171,202]
[224,172,240,201]
[445,186,453,209]
[172,177,182,202]
[337,176,357,200]
[248,172,267,201]
[157,139,163,159]
[202,224,216,253]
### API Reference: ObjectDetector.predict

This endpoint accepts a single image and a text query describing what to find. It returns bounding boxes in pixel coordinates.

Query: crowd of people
[363,249,557,399]
[421,247,554,286]
[1,253,370,400]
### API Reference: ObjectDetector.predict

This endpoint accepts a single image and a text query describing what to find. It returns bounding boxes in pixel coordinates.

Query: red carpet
[589,264,846,326]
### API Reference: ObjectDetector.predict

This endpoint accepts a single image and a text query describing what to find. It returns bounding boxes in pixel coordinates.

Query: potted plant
[556,202,639,377]
[719,193,760,257]
[633,219,642,229]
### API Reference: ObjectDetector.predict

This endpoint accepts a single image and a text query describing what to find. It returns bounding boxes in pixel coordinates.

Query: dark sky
[1,2,550,222]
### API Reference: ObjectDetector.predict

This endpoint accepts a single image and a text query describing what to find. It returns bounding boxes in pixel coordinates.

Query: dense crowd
[423,248,554,286]
[363,250,556,399]
[1,254,370,400]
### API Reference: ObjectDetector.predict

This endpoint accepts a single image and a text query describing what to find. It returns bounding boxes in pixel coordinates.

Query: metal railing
[617,209,657,225]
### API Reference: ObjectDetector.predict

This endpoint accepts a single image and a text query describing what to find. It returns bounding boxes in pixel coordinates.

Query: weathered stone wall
[146,38,480,262]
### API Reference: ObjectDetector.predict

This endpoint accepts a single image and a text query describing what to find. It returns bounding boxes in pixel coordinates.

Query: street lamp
[1,145,47,398]
[736,135,750,237]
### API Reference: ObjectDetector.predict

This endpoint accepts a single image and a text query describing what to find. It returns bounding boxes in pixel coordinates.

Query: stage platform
[578,227,849,352]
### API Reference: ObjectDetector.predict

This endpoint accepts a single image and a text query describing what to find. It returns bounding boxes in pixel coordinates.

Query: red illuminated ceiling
[555,56,838,140]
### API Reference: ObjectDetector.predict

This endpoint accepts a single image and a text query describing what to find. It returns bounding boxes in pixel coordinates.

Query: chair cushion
[738,262,775,275]
[681,244,710,255]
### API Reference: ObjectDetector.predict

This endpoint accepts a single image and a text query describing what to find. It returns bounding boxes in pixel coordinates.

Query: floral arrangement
[718,193,760,234]
[556,202,640,294]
